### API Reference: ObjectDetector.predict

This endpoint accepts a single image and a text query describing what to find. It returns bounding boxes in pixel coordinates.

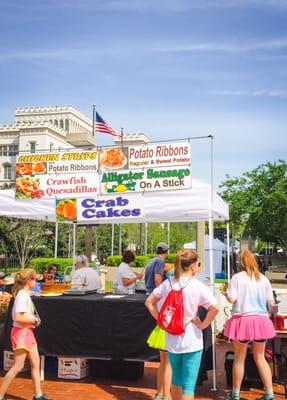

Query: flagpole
[92,104,96,137]
[120,127,124,147]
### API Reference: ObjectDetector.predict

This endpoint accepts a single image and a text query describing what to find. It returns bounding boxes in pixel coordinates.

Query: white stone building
[0,105,96,184]
[0,105,151,185]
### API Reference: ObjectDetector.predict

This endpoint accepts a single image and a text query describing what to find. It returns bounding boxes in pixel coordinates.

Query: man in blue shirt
[145,242,169,293]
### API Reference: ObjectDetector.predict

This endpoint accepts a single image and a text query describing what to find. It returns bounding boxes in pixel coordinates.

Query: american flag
[95,112,120,137]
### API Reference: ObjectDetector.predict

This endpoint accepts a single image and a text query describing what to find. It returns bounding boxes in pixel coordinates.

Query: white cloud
[2,35,287,65]
[0,48,119,63]
[46,0,287,12]
[197,89,287,98]
[3,0,287,14]
[155,38,287,54]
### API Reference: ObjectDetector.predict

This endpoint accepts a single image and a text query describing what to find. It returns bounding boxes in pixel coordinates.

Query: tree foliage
[220,160,287,252]
[0,218,14,255]
[10,220,54,268]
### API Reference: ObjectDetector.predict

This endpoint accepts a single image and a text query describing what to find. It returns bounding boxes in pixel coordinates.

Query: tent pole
[72,222,76,261]
[68,225,71,258]
[111,224,114,256]
[209,216,217,392]
[119,224,122,255]
[226,221,231,283]
[54,221,58,258]
[167,222,170,250]
[144,222,148,255]
[208,134,217,392]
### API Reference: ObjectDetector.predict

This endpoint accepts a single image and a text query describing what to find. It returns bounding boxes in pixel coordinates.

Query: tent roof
[0,179,228,223]
[0,189,55,221]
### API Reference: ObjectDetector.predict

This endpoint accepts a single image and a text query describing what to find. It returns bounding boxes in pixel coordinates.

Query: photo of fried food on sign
[32,162,47,175]
[56,199,77,221]
[15,163,33,176]
[16,162,47,176]
[100,147,128,170]
[15,177,44,199]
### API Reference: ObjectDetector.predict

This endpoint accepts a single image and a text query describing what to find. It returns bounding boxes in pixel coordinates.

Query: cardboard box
[3,350,29,372]
[58,357,89,379]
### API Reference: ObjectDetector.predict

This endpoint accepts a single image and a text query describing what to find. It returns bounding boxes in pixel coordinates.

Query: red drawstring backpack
[157,279,189,335]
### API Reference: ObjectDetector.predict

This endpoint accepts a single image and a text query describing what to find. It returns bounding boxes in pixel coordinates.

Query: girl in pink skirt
[0,269,51,400]
[224,250,275,400]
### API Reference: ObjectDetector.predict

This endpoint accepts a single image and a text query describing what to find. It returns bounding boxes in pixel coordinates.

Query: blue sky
[0,0,286,188]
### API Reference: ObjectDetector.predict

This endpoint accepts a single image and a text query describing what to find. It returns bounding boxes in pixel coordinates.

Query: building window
[3,164,12,179]
[65,119,69,132]
[30,141,36,153]
[54,119,58,127]
[0,146,8,156]
[60,119,64,129]
[49,143,54,151]
[8,145,19,156]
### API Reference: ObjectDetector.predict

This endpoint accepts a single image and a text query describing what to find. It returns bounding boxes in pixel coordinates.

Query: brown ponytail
[174,249,199,279]
[12,268,36,297]
[239,250,261,281]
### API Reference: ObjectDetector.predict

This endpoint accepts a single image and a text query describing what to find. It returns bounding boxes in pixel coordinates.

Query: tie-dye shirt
[227,271,274,316]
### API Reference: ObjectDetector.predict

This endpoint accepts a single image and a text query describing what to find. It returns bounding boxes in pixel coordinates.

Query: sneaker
[256,396,274,400]
[225,392,240,400]
[32,395,52,400]
[154,395,163,400]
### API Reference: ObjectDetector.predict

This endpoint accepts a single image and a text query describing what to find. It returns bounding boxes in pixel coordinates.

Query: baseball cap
[156,242,169,253]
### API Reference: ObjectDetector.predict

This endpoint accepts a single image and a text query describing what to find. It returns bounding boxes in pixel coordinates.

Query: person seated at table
[114,250,144,294]
[71,255,102,291]
[48,264,58,279]
[42,265,57,281]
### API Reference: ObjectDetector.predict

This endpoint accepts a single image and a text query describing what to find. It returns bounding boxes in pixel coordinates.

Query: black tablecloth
[4,293,159,360]
[3,293,213,381]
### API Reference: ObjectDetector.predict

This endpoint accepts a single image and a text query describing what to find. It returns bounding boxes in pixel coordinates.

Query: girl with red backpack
[145,249,219,400]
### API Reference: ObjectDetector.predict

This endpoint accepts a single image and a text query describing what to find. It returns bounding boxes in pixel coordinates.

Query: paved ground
[0,342,286,400]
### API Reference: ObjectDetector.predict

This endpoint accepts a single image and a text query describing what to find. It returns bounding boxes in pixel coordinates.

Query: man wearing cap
[145,242,168,293]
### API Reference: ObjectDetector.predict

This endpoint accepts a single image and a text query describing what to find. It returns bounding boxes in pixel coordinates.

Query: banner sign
[100,166,191,194]
[128,142,191,169]
[15,141,191,201]
[17,151,98,174]
[56,195,144,222]
[15,151,99,199]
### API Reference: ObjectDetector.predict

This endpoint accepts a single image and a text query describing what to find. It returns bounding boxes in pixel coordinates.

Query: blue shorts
[168,350,203,395]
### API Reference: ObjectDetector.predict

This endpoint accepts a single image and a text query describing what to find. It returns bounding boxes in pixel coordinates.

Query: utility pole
[85,104,96,260]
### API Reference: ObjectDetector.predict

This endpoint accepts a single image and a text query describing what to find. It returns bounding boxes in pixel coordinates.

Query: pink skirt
[224,314,275,341]
[11,327,37,352]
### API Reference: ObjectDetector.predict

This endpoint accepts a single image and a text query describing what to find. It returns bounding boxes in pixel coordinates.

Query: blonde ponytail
[12,268,36,297]
[174,249,199,279]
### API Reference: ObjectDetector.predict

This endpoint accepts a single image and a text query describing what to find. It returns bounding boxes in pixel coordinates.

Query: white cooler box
[58,357,89,379]
[4,350,29,372]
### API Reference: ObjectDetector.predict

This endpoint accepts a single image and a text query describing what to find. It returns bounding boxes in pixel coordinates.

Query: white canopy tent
[0,178,229,391]
[184,235,227,277]
[0,179,228,223]
[0,189,55,221]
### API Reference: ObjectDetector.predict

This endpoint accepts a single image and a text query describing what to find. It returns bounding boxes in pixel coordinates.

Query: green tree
[220,160,287,252]
[10,220,54,268]
[0,217,14,255]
